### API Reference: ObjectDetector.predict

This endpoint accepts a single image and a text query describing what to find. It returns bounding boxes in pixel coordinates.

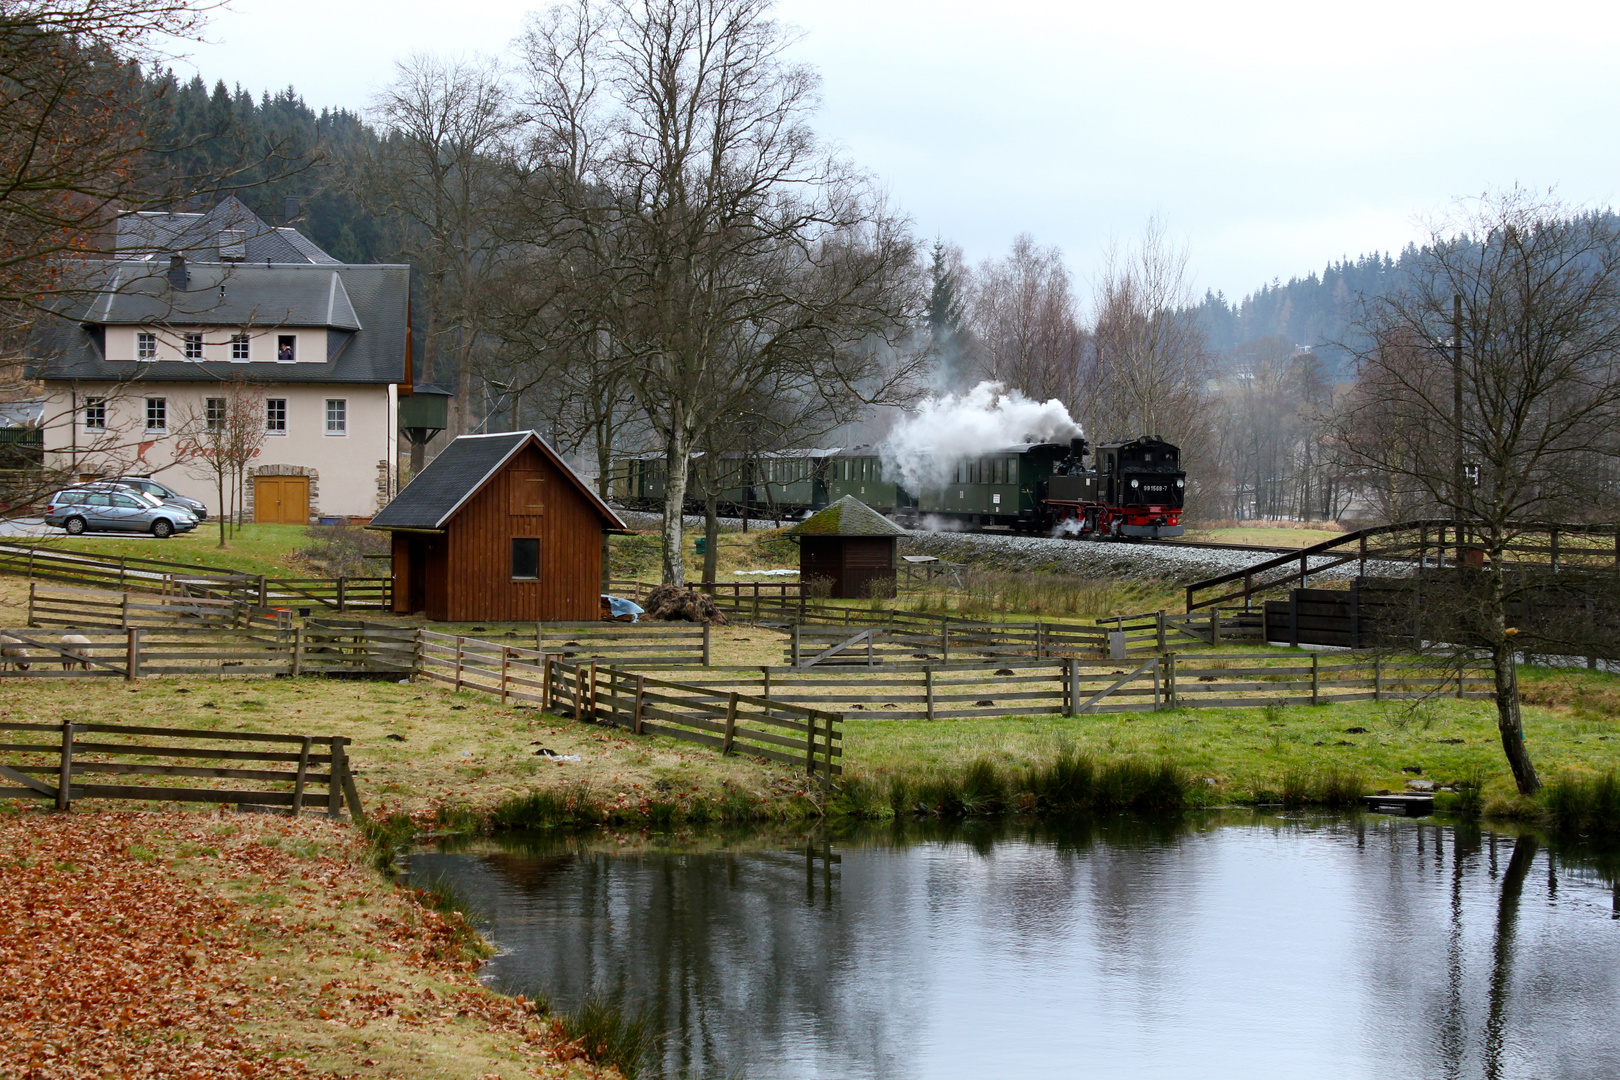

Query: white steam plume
[880,381,1082,493]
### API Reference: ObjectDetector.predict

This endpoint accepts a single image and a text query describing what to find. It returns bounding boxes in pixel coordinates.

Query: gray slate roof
[787,496,907,537]
[32,260,409,386]
[117,197,342,265]
[370,431,629,532]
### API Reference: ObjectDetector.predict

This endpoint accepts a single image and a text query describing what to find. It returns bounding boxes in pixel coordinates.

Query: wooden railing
[0,720,364,818]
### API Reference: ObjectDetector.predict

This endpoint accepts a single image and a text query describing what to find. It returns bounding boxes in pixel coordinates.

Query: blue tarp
[602,595,644,622]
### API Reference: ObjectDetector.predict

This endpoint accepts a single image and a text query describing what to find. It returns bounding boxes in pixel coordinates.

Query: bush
[556,995,660,1079]
[297,521,389,577]
[1542,771,1620,835]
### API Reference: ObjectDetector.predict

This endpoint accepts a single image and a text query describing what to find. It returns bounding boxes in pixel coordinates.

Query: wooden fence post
[541,656,552,711]
[57,722,74,811]
[589,661,598,718]
[702,623,711,667]
[1153,657,1162,710]
[1066,658,1079,717]
[500,648,510,705]
[1311,653,1320,705]
[454,637,464,692]
[943,624,951,663]
[1166,653,1177,709]
[723,692,738,754]
[291,628,304,677]
[806,714,818,777]
[336,577,347,613]
[121,592,130,631]
[1211,608,1221,646]
[1156,610,1166,651]
[575,665,585,721]
[327,738,345,818]
[791,623,800,666]
[633,674,645,734]
[1373,653,1383,702]
[925,666,935,721]
[291,736,311,816]
[125,628,140,681]
[257,574,267,607]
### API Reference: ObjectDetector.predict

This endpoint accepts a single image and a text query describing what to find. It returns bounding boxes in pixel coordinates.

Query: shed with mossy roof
[786,495,905,599]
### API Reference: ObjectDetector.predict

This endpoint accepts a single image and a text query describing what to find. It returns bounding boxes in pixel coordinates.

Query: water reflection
[416,818,1620,1080]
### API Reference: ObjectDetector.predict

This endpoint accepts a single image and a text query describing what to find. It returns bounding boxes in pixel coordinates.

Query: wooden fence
[0,624,415,679]
[0,720,364,817]
[29,582,247,630]
[537,621,708,666]
[0,540,390,612]
[412,629,840,777]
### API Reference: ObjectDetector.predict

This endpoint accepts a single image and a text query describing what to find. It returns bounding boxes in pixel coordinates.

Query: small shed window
[511,537,540,580]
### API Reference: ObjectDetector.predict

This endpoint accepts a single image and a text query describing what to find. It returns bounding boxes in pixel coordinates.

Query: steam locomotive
[610,436,1186,538]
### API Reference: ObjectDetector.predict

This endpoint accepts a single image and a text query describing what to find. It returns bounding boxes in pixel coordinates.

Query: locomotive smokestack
[1070,437,1087,459]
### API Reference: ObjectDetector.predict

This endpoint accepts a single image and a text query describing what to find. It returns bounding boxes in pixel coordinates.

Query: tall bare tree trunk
[661,426,690,585]
[1487,562,1541,794]
[702,492,720,584]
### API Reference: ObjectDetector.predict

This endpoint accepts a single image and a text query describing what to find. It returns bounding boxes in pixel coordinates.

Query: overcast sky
[183,0,1620,302]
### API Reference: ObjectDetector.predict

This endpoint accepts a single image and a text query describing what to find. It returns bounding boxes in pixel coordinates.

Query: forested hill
[1192,248,1421,377]
[141,72,391,265]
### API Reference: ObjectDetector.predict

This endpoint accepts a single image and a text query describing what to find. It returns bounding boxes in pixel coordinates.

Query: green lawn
[842,662,1620,814]
[9,523,316,577]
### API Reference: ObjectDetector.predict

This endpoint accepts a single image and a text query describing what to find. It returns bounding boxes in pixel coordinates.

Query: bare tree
[969,234,1085,409]
[1337,189,1620,795]
[367,55,519,437]
[174,380,263,547]
[514,0,925,584]
[1087,218,1210,438]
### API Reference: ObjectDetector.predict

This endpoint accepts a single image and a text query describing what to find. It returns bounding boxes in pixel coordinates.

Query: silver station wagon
[43,488,200,538]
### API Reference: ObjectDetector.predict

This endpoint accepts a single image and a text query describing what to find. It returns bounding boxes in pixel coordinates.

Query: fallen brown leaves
[0,808,609,1080]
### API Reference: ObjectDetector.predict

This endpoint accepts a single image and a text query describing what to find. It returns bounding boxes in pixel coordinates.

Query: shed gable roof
[369,431,628,533]
[787,495,907,537]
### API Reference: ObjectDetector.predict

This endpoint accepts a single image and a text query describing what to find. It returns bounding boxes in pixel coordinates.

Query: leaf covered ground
[0,809,612,1080]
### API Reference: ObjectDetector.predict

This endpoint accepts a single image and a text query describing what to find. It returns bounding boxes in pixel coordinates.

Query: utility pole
[1454,293,1465,524]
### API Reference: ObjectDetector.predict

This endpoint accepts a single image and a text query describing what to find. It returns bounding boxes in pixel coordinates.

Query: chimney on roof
[167,253,188,290]
[284,196,301,224]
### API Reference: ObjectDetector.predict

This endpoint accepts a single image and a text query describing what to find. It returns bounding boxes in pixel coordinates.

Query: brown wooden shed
[369,431,628,622]
[787,496,905,599]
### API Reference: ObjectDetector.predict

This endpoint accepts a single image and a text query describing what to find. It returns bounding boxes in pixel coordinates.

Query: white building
[31,198,411,521]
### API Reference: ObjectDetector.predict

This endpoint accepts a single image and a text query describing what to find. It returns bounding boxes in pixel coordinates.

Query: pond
[414,816,1620,1080]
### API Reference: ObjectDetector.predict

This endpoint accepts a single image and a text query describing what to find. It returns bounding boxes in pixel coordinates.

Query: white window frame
[83,397,106,431]
[205,397,226,433]
[136,332,156,360]
[265,398,287,435]
[183,333,203,361]
[324,398,347,435]
[145,397,166,432]
[230,333,250,361]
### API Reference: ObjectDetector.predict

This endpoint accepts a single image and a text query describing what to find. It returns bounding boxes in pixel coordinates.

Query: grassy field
[1181,522,1347,548]
[9,523,317,577]
[842,668,1620,816]
[0,671,821,823]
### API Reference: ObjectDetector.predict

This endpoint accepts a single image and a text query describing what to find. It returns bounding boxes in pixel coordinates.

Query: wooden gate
[255,475,310,524]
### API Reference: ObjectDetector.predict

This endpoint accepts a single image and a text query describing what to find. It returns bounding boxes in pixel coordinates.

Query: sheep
[59,634,92,671]
[0,634,31,672]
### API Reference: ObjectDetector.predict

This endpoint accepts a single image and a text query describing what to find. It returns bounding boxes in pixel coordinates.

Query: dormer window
[231,333,250,361]
[219,229,246,261]
[183,333,203,360]
[277,335,296,363]
[137,332,156,360]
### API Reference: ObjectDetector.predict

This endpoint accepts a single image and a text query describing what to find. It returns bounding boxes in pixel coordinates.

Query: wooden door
[255,476,309,524]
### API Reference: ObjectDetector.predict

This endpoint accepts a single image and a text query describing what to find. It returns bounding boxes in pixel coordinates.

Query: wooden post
[806,713,817,777]
[1153,658,1162,710]
[500,648,510,705]
[1210,607,1221,646]
[762,666,772,717]
[291,628,303,677]
[589,660,598,718]
[121,592,129,631]
[1166,652,1177,709]
[633,674,645,735]
[125,628,140,681]
[575,665,585,721]
[542,656,552,711]
[1289,590,1299,647]
[118,556,126,591]
[791,623,801,666]
[536,621,543,653]
[26,581,34,628]
[291,736,311,816]
[723,692,739,754]
[943,624,951,663]
[257,574,267,607]
[1038,622,1047,658]
[1156,610,1166,652]
[327,738,345,818]
[702,622,711,667]
[1374,653,1383,702]
[1311,653,1320,705]
[454,636,464,692]
[56,722,74,811]
[337,577,347,613]
[1243,572,1253,612]
[925,666,935,720]
[1066,658,1079,717]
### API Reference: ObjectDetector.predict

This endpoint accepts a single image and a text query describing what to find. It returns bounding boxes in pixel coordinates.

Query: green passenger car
[912,443,1069,529]
[825,447,915,514]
